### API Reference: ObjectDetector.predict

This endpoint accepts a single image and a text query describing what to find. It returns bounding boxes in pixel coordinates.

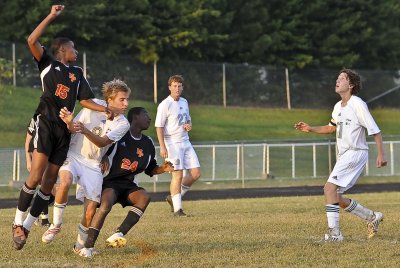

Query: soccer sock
[117,207,144,235]
[172,193,183,213]
[48,194,55,205]
[85,228,100,248]
[181,184,190,197]
[14,183,36,225]
[76,224,88,249]
[326,203,340,230]
[41,212,49,220]
[344,199,374,221]
[23,190,50,230]
[53,202,68,226]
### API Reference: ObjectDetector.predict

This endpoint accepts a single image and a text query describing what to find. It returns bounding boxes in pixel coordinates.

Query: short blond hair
[102,79,131,102]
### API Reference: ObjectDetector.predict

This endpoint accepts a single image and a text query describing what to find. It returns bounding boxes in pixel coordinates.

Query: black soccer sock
[42,194,55,215]
[117,207,144,235]
[85,227,100,248]
[48,193,55,205]
[29,189,50,217]
[17,183,36,211]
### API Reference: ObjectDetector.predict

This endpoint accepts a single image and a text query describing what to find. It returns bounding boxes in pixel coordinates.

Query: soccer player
[155,75,201,216]
[41,79,130,255]
[12,5,118,250]
[78,107,174,257]
[294,69,387,242]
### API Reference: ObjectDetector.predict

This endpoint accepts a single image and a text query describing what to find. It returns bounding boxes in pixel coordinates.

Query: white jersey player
[155,75,201,216]
[294,69,387,242]
[42,79,131,254]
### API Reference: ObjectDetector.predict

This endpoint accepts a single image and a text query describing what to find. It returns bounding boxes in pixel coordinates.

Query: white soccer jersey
[155,95,191,143]
[329,95,380,155]
[68,99,130,168]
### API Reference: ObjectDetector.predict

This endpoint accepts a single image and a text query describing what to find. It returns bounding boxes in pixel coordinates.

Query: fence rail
[2,140,399,188]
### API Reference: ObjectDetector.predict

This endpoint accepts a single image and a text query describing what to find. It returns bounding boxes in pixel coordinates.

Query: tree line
[0,0,399,69]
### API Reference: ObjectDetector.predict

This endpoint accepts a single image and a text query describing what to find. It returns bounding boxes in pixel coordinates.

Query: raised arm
[294,122,336,134]
[27,5,64,61]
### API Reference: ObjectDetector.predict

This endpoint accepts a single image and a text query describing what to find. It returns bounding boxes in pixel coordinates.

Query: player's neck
[129,129,142,139]
[340,94,352,106]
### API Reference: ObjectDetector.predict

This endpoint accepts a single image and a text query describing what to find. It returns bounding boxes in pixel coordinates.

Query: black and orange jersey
[104,132,158,182]
[33,48,94,125]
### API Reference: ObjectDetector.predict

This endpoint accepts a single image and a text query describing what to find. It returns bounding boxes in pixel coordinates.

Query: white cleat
[42,224,61,243]
[324,228,344,242]
[78,247,98,258]
[367,212,384,239]
[106,232,127,248]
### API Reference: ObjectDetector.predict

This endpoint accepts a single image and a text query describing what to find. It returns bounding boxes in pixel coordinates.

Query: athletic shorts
[327,149,368,193]
[59,154,103,203]
[102,178,144,208]
[165,140,200,170]
[30,115,71,166]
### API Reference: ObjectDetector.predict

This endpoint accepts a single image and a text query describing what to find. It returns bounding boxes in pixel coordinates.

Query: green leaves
[0,0,398,69]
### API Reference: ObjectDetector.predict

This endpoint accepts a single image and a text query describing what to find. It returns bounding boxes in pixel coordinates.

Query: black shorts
[102,179,144,208]
[30,115,71,166]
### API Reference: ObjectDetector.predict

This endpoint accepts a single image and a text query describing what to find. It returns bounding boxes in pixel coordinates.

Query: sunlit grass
[1,192,400,267]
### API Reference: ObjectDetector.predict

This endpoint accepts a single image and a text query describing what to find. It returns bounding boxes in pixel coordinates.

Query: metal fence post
[222,63,226,107]
[154,61,158,104]
[12,43,16,86]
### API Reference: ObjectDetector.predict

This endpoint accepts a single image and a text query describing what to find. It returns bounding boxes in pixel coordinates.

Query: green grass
[1,192,399,267]
[2,85,400,147]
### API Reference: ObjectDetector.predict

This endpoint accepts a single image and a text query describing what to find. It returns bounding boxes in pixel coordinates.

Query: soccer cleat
[324,228,343,242]
[166,195,174,212]
[78,247,97,258]
[35,215,51,227]
[12,224,29,250]
[367,212,384,239]
[173,209,188,217]
[42,224,61,243]
[106,232,127,248]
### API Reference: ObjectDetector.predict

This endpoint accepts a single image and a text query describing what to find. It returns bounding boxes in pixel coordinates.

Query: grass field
[1,192,400,267]
[2,85,400,147]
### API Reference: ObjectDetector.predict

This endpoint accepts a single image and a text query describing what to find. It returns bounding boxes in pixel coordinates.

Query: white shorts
[59,154,103,203]
[327,149,368,193]
[165,140,200,171]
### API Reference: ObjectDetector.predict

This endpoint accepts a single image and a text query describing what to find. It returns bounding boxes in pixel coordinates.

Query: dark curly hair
[340,68,361,95]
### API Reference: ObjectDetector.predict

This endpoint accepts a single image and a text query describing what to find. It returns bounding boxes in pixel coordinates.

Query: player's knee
[323,183,336,196]
[97,203,112,216]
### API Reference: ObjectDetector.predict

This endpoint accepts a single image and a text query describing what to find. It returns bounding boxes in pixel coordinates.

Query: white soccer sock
[76,223,88,249]
[172,193,183,213]
[14,208,26,226]
[181,185,190,197]
[23,213,38,231]
[326,204,340,230]
[41,213,49,220]
[344,199,374,221]
[53,202,67,226]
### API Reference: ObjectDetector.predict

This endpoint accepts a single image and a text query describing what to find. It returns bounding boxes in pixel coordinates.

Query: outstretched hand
[59,107,73,125]
[294,122,310,132]
[162,161,174,173]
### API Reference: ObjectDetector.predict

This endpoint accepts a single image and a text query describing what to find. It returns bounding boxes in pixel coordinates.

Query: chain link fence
[1,40,399,109]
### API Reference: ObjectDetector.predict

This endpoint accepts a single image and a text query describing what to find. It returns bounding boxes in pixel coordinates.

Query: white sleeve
[355,101,380,135]
[106,118,130,142]
[155,102,167,128]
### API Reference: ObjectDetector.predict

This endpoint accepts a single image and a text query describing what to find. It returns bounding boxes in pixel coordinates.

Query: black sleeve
[36,47,52,72]
[144,140,158,177]
[76,68,95,101]
[106,143,116,156]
